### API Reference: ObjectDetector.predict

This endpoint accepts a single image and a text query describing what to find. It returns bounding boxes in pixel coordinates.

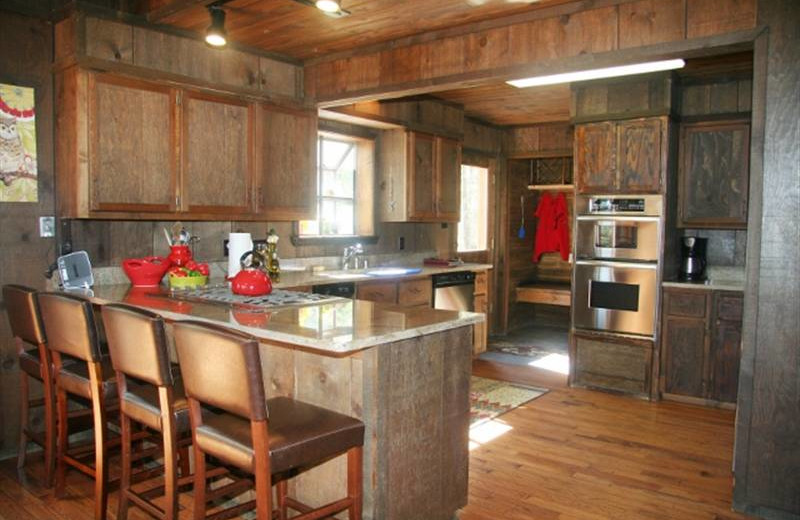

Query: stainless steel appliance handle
[575,259,658,270]
[576,215,661,222]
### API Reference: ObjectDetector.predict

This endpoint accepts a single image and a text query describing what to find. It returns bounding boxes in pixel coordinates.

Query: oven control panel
[578,194,663,217]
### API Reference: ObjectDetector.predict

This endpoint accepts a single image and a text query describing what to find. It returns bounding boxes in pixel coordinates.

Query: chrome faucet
[342,243,365,270]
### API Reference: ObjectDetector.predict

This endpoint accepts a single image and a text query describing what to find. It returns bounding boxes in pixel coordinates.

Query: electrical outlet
[39,216,55,238]
[398,236,405,250]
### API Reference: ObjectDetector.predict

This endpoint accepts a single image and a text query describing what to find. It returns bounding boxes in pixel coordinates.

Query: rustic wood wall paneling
[0,11,55,460]
[504,123,574,158]
[734,0,800,517]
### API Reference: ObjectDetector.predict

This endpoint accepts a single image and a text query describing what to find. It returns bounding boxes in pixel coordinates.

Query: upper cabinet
[255,105,317,221]
[379,130,462,222]
[87,74,177,214]
[181,91,253,216]
[56,68,316,220]
[575,116,667,194]
[678,120,750,228]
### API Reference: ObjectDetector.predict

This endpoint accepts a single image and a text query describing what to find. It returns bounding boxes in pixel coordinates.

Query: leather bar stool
[37,292,119,520]
[3,284,56,486]
[173,321,365,520]
[101,303,192,520]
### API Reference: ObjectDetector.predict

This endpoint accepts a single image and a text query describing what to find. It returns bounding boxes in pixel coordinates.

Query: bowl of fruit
[167,261,210,289]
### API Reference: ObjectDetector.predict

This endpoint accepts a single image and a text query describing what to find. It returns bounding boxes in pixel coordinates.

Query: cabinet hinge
[176,92,182,106]
[175,196,180,208]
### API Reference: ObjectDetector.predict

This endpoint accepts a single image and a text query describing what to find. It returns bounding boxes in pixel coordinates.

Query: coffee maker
[679,236,708,281]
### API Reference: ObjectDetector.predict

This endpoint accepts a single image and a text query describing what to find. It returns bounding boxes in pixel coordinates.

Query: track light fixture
[205,5,227,48]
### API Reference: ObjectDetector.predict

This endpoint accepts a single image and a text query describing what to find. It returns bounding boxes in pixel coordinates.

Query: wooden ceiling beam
[144,0,218,23]
[307,0,759,106]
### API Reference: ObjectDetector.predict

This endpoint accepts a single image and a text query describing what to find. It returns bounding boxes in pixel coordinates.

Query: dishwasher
[432,271,475,311]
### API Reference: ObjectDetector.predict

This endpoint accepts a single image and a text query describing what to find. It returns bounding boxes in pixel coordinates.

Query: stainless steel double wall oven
[573,195,663,337]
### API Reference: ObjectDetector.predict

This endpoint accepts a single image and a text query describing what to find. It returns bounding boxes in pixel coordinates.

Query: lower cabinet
[571,331,654,398]
[473,272,489,356]
[355,278,432,308]
[660,287,742,405]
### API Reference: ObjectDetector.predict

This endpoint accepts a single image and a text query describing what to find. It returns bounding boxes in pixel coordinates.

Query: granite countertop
[75,284,483,355]
[662,266,746,292]
[272,262,493,289]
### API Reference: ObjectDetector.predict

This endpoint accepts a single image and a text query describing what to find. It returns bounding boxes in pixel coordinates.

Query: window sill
[290,235,380,247]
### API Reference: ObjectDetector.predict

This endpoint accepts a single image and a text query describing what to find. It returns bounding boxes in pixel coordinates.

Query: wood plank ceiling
[152,0,571,60]
[431,84,571,126]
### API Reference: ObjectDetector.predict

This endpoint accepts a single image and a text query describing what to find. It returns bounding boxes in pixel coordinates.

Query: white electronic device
[57,251,94,289]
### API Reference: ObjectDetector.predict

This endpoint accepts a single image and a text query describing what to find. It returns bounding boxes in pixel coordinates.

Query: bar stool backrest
[173,321,267,421]
[102,303,173,387]
[37,292,102,362]
[3,284,46,346]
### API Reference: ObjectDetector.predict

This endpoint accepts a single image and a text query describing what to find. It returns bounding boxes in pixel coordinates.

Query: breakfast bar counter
[76,284,479,520]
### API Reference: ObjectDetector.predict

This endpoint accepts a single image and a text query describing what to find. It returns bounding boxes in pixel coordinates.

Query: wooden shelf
[527,184,574,191]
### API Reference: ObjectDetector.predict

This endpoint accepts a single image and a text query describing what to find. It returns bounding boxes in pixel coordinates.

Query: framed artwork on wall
[0,83,37,202]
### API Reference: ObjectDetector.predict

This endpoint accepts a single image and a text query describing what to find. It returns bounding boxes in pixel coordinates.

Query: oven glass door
[576,217,660,261]
[573,260,658,336]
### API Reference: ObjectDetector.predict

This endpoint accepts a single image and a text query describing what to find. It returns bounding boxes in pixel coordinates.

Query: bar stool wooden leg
[253,421,271,520]
[192,450,206,520]
[160,388,179,520]
[90,362,109,520]
[347,446,363,520]
[41,349,56,487]
[55,383,69,499]
[16,364,30,470]
[276,480,288,520]
[118,410,132,520]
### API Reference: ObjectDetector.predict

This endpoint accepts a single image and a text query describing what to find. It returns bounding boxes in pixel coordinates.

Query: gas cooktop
[166,284,341,309]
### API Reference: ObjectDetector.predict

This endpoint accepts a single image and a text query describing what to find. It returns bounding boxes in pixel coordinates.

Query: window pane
[458,165,488,253]
[321,139,352,170]
[320,145,355,198]
[319,198,354,236]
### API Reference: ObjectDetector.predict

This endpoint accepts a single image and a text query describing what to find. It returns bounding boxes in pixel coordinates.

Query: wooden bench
[515,281,571,307]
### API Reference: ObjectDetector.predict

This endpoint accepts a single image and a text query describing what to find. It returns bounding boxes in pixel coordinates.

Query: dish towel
[532,192,570,262]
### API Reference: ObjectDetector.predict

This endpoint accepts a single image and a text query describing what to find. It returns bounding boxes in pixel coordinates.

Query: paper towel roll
[228,233,253,279]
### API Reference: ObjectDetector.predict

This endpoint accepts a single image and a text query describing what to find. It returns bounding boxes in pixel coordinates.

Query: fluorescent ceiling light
[507,59,685,88]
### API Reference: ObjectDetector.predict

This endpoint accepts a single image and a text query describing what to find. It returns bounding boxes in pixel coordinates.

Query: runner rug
[470,376,547,427]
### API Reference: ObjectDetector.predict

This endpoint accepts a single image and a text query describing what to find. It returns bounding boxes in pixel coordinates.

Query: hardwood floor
[0,377,753,520]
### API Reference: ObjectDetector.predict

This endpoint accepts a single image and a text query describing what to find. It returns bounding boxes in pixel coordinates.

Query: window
[299,132,375,238]
[457,165,489,252]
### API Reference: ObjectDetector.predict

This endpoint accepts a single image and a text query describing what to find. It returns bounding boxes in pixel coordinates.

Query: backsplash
[681,229,747,267]
[66,219,456,268]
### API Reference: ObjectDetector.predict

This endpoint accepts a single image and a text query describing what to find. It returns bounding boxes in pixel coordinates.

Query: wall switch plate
[398,236,405,250]
[39,216,55,238]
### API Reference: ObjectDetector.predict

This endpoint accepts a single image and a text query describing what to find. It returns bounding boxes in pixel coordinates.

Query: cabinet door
[397,279,431,307]
[408,132,437,220]
[575,122,617,194]
[257,105,317,220]
[88,74,177,213]
[679,121,750,228]
[436,137,461,221]
[473,293,488,356]
[182,91,252,215]
[662,316,707,397]
[710,292,743,403]
[356,281,397,304]
[617,118,663,193]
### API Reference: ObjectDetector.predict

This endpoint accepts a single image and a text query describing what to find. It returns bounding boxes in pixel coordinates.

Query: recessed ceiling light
[507,59,686,88]
[205,6,227,48]
[316,0,341,13]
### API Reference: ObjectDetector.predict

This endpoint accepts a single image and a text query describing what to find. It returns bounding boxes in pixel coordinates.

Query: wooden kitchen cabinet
[57,67,315,220]
[660,287,742,405]
[356,280,399,304]
[397,278,432,307]
[378,129,462,222]
[575,117,667,194]
[181,90,253,215]
[678,120,750,228]
[86,73,177,213]
[571,330,654,397]
[255,104,317,221]
[472,271,489,355]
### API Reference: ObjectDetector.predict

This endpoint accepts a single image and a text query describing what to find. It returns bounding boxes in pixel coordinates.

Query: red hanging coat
[532,192,570,262]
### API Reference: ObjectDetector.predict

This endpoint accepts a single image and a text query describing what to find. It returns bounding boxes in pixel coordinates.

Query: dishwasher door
[433,278,475,312]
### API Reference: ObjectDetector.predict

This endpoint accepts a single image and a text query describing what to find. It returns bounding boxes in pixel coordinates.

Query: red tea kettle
[229,250,272,296]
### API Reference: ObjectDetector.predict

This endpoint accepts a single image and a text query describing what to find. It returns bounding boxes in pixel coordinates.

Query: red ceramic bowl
[122,256,171,287]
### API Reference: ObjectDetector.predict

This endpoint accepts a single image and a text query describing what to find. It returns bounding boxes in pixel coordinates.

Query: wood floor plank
[0,382,755,520]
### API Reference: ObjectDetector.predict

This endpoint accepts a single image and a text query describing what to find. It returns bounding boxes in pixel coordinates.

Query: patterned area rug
[489,342,562,358]
[470,376,547,427]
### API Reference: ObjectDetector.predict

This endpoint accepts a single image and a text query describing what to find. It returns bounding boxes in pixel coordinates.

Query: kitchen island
[80,284,481,520]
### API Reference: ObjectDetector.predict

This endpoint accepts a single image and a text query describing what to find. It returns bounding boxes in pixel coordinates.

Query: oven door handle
[576,215,661,222]
[575,259,659,270]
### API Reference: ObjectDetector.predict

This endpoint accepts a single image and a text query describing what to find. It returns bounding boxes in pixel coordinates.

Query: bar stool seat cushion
[58,355,118,400]
[122,378,190,434]
[19,349,41,378]
[195,396,365,475]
